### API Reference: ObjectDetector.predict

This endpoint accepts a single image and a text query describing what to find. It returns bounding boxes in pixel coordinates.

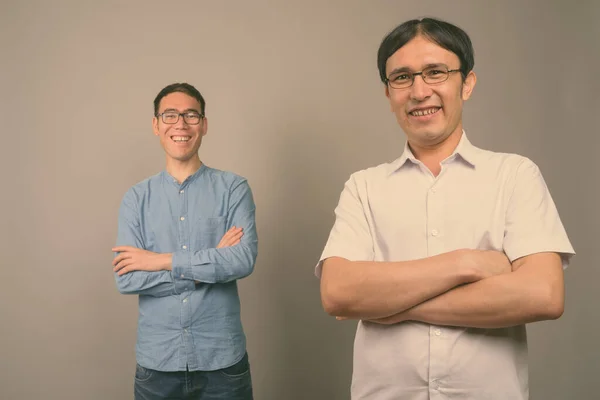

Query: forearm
[321,250,479,319]
[172,243,257,284]
[398,266,564,328]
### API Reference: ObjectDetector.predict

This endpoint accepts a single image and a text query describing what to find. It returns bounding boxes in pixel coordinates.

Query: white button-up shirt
[317,133,574,400]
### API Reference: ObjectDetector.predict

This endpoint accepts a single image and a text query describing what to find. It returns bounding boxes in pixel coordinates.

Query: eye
[391,73,411,82]
[163,113,178,120]
[185,112,200,119]
[424,69,447,79]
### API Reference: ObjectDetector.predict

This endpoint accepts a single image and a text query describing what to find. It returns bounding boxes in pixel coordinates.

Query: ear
[384,85,394,112]
[461,70,477,100]
[152,116,159,136]
[201,117,208,137]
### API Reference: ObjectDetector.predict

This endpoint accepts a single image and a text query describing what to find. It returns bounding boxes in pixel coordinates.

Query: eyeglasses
[385,65,461,89]
[156,111,204,125]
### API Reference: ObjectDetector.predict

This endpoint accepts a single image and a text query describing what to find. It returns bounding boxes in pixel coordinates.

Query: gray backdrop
[1,0,598,399]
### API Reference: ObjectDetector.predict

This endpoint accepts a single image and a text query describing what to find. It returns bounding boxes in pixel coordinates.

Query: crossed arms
[112,180,257,297]
[320,250,564,329]
[320,160,570,329]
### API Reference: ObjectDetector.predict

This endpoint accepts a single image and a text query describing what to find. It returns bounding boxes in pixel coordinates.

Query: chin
[168,153,195,162]
[406,129,442,141]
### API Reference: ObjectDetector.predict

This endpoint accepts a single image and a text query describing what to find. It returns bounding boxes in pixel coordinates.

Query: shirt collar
[162,163,207,188]
[389,130,480,174]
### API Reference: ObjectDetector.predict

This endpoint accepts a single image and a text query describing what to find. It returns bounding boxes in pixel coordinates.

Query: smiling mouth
[409,107,441,117]
[171,136,191,143]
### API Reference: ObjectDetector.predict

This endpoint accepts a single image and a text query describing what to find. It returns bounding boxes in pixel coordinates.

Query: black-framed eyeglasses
[155,111,205,125]
[385,65,461,89]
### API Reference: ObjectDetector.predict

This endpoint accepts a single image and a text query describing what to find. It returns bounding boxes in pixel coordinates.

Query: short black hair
[153,83,206,116]
[377,17,474,83]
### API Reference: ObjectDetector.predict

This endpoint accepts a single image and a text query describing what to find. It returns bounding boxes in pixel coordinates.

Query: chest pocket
[192,216,227,250]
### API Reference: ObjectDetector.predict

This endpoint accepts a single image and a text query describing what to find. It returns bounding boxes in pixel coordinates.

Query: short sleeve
[503,158,575,268]
[315,174,374,278]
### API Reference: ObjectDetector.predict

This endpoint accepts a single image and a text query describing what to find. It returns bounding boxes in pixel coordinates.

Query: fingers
[217,226,244,248]
[117,265,137,276]
[113,258,134,272]
[112,252,132,266]
[112,247,143,272]
[224,226,243,239]
[220,238,242,248]
[216,227,235,248]
[223,230,243,246]
[112,246,138,253]
[115,260,154,275]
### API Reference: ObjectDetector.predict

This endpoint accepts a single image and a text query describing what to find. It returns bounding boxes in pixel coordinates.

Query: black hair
[153,82,206,115]
[377,17,474,83]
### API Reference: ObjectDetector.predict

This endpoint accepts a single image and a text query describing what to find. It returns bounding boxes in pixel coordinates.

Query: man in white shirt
[317,17,574,400]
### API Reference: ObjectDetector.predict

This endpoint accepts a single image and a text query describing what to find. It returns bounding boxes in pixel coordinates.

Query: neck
[166,155,202,184]
[409,127,463,177]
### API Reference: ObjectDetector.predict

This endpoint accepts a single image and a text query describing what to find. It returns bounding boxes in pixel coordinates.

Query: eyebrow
[388,63,449,75]
[162,108,201,113]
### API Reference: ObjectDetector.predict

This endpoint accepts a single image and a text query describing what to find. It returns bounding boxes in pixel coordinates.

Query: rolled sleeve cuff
[172,249,219,283]
[175,279,195,293]
[172,250,193,280]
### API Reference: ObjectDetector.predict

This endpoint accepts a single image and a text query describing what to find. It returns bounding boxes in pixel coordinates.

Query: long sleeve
[171,179,258,284]
[114,189,194,296]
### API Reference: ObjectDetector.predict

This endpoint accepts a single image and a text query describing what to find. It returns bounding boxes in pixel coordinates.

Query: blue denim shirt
[114,165,258,371]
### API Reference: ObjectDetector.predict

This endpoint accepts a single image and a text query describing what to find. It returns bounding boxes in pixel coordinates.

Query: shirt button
[183,298,188,303]
[180,190,184,194]
[180,216,185,221]
[434,329,442,336]
[184,329,188,333]
[431,229,439,237]
[180,274,184,278]
[431,381,439,389]
[182,245,187,250]
[431,188,437,193]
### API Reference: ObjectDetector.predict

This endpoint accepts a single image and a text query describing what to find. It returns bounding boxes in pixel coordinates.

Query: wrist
[453,249,482,283]
[160,253,173,271]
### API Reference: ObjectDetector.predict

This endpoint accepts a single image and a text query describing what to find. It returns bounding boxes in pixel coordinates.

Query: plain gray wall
[1,0,598,399]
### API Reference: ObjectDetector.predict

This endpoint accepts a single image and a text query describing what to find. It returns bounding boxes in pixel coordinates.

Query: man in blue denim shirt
[112,83,257,400]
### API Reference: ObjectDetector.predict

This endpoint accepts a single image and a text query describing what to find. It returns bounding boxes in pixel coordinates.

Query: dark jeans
[134,352,253,400]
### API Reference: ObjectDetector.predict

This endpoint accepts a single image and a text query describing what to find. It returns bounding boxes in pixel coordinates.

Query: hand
[217,226,244,248]
[112,246,172,276]
[459,249,512,279]
[192,227,244,284]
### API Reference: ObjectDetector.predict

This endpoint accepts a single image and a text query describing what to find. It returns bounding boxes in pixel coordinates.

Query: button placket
[178,183,189,252]
[426,179,447,390]
[426,181,444,256]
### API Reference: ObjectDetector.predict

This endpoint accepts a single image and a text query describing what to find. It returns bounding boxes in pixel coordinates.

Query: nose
[174,115,189,129]
[410,74,433,102]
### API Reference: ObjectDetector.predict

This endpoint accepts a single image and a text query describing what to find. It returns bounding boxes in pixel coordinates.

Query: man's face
[152,92,207,163]
[385,35,476,147]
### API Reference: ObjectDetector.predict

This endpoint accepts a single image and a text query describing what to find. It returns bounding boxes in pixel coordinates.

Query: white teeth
[411,108,440,116]
[172,136,190,142]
